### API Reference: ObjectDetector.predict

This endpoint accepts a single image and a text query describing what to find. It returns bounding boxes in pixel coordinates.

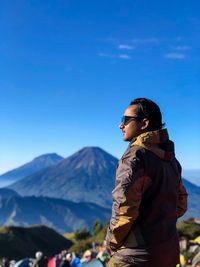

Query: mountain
[0,225,73,260]
[0,188,19,199]
[0,153,64,187]
[7,147,200,219]
[0,195,110,233]
[9,147,118,208]
[182,178,200,219]
[182,169,200,186]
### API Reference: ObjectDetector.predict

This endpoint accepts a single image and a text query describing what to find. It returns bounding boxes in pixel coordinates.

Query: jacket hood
[131,128,175,160]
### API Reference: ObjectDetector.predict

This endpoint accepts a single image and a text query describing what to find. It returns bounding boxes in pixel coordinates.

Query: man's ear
[141,118,149,130]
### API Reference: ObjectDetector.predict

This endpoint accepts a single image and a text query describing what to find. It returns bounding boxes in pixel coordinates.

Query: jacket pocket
[120,225,145,248]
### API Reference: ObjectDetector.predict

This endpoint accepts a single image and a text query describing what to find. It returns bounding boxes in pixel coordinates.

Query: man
[31,252,48,267]
[66,253,82,267]
[105,98,188,267]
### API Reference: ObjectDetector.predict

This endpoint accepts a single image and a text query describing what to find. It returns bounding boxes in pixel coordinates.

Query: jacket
[70,258,82,267]
[106,129,188,265]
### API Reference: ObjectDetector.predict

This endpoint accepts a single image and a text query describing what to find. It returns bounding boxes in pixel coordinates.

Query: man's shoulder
[122,144,146,160]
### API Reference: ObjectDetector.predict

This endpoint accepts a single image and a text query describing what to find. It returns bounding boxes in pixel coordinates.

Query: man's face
[119,104,144,141]
[66,254,72,262]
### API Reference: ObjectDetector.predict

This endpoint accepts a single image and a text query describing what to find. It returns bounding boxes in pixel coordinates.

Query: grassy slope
[0,225,73,260]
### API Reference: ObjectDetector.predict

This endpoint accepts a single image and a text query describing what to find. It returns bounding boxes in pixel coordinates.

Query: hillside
[0,225,73,260]
[0,188,19,199]
[0,195,110,233]
[182,179,200,219]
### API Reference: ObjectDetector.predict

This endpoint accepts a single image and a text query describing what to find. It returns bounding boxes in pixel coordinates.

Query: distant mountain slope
[7,147,200,219]
[0,225,73,260]
[0,188,19,199]
[9,147,118,208]
[0,195,110,233]
[182,169,200,186]
[0,153,64,187]
[182,178,200,219]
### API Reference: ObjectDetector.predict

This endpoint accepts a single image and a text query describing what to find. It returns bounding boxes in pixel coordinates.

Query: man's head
[66,253,73,262]
[119,98,164,141]
[35,251,43,260]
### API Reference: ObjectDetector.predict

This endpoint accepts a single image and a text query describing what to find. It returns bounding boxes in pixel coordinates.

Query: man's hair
[130,98,165,131]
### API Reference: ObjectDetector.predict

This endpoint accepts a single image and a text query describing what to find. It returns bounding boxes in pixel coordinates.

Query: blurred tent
[48,257,62,267]
[13,258,34,267]
[48,257,56,267]
[192,251,200,267]
[194,236,200,245]
[82,259,103,267]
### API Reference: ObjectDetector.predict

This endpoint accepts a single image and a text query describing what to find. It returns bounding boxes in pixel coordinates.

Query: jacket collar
[130,129,175,160]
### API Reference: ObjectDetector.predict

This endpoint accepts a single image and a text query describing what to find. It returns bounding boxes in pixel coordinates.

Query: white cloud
[98,36,187,48]
[97,38,118,44]
[98,37,161,46]
[118,44,134,50]
[175,36,183,42]
[131,38,160,45]
[98,53,115,58]
[164,53,186,60]
[98,53,131,60]
[118,54,131,59]
[174,45,191,51]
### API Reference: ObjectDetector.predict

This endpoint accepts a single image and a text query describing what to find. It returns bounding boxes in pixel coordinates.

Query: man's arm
[175,160,188,218]
[105,154,151,251]
[177,178,188,218]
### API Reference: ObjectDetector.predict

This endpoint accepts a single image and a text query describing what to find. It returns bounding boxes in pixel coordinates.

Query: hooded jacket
[106,129,187,265]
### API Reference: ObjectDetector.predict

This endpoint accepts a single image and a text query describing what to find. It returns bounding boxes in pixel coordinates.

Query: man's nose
[119,123,124,129]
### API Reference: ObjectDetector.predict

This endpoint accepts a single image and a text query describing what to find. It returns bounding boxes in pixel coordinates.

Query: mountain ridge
[9,147,118,208]
[0,195,110,233]
[0,153,64,187]
[4,146,200,219]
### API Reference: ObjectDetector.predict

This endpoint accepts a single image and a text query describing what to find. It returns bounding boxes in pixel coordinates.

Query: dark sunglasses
[121,115,143,126]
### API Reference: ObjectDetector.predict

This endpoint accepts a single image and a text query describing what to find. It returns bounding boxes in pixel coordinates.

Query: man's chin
[123,136,131,142]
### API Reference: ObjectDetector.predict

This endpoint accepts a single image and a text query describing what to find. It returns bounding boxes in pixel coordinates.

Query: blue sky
[0,0,200,174]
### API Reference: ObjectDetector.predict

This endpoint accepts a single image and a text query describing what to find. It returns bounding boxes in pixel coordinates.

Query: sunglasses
[121,115,143,126]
